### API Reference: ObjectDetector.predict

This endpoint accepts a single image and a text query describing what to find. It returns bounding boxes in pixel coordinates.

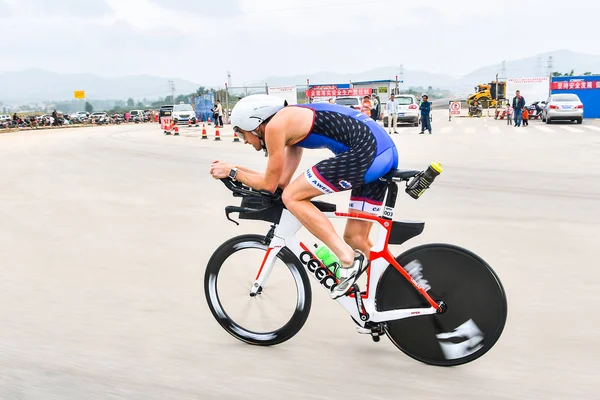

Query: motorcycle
[468,104,483,117]
[96,116,109,125]
[527,101,546,119]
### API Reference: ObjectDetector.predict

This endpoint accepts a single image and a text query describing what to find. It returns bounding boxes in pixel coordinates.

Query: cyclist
[209,94,399,298]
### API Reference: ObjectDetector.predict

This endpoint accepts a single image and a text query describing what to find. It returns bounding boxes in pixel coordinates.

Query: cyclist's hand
[210,160,233,179]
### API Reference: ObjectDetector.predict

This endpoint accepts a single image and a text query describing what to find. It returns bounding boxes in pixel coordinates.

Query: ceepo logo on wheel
[450,102,461,115]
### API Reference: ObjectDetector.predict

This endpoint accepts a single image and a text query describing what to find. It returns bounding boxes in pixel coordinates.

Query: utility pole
[168,80,176,103]
[500,60,507,80]
[398,64,404,93]
[547,56,554,76]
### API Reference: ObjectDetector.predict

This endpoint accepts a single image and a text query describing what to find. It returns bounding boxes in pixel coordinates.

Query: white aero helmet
[230,94,288,133]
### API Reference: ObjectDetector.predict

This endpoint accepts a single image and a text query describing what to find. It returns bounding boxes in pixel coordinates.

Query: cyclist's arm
[279,146,303,188]
[235,165,262,176]
[235,122,286,193]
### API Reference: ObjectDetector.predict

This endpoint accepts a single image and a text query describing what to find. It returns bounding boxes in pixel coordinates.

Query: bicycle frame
[250,207,442,327]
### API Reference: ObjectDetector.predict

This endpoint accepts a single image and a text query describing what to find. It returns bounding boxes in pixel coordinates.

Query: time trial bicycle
[204,167,508,366]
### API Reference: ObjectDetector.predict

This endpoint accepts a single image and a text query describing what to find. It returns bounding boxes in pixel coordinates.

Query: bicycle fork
[249,226,282,296]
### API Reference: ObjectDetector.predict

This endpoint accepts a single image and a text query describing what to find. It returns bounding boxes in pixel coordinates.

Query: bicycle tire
[376,243,508,366]
[204,234,312,346]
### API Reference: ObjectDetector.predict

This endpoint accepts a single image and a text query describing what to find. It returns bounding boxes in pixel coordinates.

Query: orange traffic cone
[214,126,221,141]
[188,119,192,128]
[208,116,212,126]
[233,131,240,142]
[201,124,208,139]
[164,121,172,134]
[173,124,179,135]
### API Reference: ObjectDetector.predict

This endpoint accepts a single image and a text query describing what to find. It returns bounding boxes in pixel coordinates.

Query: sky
[0,0,597,86]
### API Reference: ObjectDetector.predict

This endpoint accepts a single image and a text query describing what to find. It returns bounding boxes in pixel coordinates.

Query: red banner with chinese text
[306,88,373,98]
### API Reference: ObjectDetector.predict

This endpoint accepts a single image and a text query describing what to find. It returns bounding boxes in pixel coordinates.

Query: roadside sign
[268,85,298,105]
[160,117,172,131]
[74,90,85,99]
[450,101,461,115]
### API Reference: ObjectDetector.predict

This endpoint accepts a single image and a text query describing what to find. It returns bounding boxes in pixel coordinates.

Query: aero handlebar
[219,178,282,225]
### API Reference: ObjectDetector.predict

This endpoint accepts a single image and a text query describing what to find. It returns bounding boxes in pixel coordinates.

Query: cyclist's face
[235,127,262,151]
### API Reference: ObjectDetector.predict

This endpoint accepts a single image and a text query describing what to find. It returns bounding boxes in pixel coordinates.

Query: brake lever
[225,206,241,225]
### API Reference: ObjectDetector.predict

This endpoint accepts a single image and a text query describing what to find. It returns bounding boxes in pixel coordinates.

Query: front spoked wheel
[376,244,508,366]
[204,234,312,346]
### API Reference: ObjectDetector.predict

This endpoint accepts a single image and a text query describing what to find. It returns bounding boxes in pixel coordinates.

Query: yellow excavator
[468,81,506,108]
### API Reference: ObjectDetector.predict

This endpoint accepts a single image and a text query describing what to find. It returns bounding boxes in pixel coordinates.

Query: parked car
[90,112,108,119]
[335,96,362,111]
[159,105,174,122]
[129,110,144,118]
[541,93,583,124]
[383,94,420,127]
[129,110,146,123]
[171,103,197,125]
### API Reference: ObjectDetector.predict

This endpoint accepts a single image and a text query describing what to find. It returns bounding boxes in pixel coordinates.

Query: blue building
[550,76,600,119]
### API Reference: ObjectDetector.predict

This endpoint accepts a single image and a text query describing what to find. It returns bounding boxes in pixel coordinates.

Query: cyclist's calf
[343,218,374,258]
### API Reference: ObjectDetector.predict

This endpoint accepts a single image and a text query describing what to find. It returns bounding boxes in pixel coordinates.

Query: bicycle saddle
[383,169,421,180]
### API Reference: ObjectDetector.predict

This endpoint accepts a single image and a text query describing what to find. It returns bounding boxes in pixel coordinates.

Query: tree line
[552,70,598,77]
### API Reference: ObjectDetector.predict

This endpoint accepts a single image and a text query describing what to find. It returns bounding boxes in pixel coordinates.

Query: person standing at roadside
[522,106,529,127]
[360,96,372,118]
[419,94,432,134]
[505,101,513,126]
[512,90,525,127]
[215,100,224,128]
[370,94,379,120]
[386,94,399,134]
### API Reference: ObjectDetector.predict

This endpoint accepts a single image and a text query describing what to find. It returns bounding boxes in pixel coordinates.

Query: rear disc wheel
[376,244,508,366]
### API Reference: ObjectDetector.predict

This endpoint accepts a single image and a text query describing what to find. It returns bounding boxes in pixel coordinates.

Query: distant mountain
[0,69,201,103]
[2,50,599,103]
[456,49,600,94]
[259,49,600,97]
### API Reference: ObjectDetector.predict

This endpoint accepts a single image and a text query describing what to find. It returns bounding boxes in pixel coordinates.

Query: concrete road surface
[1,112,599,399]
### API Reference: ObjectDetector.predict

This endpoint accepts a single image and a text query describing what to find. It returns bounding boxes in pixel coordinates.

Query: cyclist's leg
[283,140,382,264]
[343,143,398,254]
[282,174,356,266]
[344,216,374,258]
[344,179,389,257]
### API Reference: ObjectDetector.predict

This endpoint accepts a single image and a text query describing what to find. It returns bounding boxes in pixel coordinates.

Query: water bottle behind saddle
[405,162,443,199]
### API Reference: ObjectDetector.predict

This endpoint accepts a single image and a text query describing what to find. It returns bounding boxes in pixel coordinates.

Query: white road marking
[560,126,584,133]
[581,125,600,132]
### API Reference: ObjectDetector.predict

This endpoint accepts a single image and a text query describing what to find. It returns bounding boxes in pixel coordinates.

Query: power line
[168,80,175,101]
[240,0,395,15]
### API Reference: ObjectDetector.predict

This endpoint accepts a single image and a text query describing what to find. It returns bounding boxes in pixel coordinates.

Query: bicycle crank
[356,322,386,343]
